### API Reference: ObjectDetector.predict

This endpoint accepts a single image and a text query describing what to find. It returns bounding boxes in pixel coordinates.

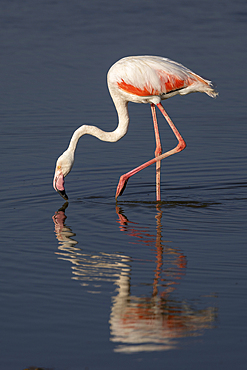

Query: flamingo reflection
[52,204,217,352]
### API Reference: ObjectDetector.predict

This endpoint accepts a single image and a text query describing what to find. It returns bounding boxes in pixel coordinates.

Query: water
[0,0,247,369]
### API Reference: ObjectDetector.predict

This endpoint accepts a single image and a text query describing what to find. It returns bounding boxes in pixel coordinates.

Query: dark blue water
[1,1,247,369]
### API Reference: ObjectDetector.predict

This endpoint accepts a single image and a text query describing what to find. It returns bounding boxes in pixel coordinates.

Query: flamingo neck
[67,98,129,154]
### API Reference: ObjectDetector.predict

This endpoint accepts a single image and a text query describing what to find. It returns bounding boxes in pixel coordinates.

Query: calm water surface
[0,1,247,369]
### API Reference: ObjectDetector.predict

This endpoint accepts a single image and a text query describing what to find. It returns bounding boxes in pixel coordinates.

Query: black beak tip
[57,189,68,201]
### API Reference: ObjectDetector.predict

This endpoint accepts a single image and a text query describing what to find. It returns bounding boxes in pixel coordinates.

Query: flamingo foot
[115,175,129,199]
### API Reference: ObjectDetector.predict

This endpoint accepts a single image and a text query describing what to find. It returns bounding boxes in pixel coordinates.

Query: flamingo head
[53,150,74,200]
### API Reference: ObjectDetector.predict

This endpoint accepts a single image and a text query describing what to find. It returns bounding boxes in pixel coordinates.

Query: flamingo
[53,55,217,201]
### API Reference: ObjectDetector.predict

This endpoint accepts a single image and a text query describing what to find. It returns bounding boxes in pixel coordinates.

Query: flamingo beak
[53,171,68,200]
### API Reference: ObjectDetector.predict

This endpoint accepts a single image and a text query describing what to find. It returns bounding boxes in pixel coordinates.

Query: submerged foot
[115,175,129,199]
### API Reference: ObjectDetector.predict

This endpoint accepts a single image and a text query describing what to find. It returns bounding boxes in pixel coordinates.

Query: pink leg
[115,102,186,199]
[151,103,162,201]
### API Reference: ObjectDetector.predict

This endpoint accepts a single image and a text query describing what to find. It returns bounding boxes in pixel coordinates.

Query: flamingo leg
[151,103,162,202]
[115,102,186,200]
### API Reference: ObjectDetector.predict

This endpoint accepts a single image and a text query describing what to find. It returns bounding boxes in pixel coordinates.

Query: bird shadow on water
[52,201,218,353]
[116,199,220,209]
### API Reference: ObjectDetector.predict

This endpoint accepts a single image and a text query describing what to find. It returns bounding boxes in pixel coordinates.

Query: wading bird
[53,55,217,201]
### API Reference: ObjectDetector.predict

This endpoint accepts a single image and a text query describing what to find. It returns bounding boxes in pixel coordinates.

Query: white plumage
[108,56,216,102]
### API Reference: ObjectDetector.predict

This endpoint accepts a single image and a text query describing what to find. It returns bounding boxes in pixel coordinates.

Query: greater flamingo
[53,56,217,201]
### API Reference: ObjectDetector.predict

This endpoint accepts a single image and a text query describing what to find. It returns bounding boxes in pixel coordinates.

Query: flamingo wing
[109,56,216,99]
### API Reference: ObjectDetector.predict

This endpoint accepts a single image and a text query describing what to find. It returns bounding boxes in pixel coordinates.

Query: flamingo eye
[57,165,61,170]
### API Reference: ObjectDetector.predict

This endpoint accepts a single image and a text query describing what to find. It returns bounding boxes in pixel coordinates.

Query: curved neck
[67,98,129,153]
